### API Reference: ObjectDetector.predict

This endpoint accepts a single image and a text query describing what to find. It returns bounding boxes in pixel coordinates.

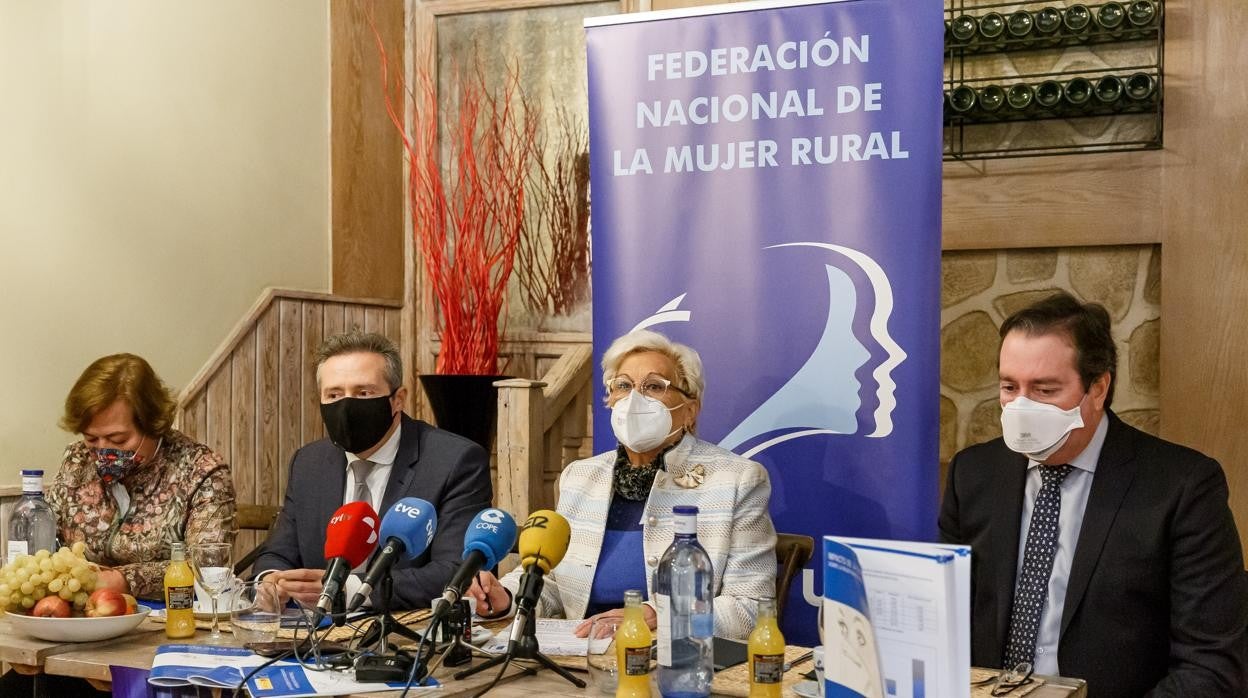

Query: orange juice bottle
[164,542,196,638]
[615,589,653,698]
[748,597,786,698]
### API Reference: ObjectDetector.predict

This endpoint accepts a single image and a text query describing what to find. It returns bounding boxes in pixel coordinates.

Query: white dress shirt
[1015,415,1108,675]
[341,424,402,602]
[342,425,401,513]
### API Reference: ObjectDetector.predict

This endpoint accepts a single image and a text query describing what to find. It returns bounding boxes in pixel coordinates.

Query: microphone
[433,508,518,616]
[508,510,571,648]
[316,501,380,618]
[346,497,438,612]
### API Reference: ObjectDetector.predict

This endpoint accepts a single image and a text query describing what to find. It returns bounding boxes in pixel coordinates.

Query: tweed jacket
[501,434,776,639]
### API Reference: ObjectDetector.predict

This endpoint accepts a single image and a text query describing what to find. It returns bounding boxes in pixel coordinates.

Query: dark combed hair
[999,291,1118,408]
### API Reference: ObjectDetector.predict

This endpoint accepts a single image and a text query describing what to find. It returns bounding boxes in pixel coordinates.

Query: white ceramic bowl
[5,604,152,642]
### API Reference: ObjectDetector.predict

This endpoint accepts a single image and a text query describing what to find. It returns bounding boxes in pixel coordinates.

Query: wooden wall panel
[330,0,405,302]
[345,304,367,333]
[1160,0,1248,557]
[255,308,281,537]
[230,334,257,559]
[302,303,326,443]
[177,290,402,559]
[942,151,1164,250]
[277,299,303,500]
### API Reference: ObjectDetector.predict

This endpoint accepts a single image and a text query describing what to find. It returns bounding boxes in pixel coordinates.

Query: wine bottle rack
[944,0,1164,161]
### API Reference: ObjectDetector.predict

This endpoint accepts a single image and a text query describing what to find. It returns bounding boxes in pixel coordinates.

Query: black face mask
[320,393,397,454]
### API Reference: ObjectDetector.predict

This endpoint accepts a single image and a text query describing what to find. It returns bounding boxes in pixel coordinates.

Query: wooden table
[0,614,164,682]
[17,621,1088,698]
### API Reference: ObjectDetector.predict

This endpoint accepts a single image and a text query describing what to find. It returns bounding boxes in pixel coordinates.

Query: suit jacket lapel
[314,451,349,564]
[380,416,422,514]
[1060,413,1137,635]
[991,451,1029,654]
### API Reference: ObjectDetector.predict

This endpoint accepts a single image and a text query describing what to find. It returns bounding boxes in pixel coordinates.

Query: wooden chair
[775,532,814,625]
[233,504,281,576]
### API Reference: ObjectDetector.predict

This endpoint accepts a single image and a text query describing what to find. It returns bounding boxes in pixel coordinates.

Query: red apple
[86,589,128,617]
[31,596,71,618]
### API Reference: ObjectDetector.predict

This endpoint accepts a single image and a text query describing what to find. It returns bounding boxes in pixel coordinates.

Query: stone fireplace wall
[939,245,1161,478]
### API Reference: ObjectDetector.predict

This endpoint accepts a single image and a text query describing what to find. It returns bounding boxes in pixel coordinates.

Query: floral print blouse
[47,429,236,599]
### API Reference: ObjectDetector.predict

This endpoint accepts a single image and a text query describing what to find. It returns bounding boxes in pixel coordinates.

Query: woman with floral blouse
[48,353,235,599]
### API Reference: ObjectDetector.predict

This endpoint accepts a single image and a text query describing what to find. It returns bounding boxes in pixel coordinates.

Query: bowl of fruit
[2,544,152,642]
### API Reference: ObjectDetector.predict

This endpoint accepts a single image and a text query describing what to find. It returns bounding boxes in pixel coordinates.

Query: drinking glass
[231,579,281,644]
[586,617,621,695]
[189,542,234,642]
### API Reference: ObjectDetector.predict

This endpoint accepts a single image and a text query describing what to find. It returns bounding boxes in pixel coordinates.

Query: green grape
[47,577,63,593]
[19,581,34,595]
[58,588,74,601]
[20,596,34,609]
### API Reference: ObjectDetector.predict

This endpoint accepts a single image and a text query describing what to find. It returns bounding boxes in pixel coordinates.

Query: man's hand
[265,569,324,607]
[574,605,658,638]
[465,571,511,618]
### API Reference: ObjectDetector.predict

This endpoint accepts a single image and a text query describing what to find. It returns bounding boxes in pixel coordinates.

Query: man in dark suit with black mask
[940,291,1246,697]
[255,331,491,610]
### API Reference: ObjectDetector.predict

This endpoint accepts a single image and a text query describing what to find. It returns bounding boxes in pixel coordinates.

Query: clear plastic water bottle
[654,505,714,697]
[6,469,58,563]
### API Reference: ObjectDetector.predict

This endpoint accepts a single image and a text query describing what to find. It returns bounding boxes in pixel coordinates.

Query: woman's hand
[465,571,511,618]
[574,605,658,638]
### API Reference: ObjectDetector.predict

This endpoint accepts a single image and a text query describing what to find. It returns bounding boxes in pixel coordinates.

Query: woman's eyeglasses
[608,373,690,400]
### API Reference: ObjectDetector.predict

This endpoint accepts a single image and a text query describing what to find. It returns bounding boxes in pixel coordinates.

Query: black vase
[418,374,510,451]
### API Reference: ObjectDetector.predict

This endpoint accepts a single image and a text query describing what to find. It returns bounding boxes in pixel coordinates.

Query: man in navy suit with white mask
[256,331,492,610]
[940,291,1246,697]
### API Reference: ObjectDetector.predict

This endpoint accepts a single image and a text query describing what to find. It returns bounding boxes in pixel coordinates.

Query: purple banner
[586,0,944,643]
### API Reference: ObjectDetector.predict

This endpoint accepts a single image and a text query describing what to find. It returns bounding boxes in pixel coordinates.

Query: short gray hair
[315,331,403,391]
[601,329,705,401]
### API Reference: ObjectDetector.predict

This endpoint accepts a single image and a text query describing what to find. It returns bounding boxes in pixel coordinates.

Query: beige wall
[0,1,330,482]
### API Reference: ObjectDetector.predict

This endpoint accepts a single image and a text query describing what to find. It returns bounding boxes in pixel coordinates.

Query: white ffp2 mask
[611,391,682,453]
[1000,395,1085,461]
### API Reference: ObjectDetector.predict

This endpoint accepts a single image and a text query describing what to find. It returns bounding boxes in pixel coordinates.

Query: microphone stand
[351,572,436,686]
[452,569,586,689]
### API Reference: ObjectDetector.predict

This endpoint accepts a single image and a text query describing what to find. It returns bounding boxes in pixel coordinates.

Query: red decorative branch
[517,106,591,321]
[371,21,537,374]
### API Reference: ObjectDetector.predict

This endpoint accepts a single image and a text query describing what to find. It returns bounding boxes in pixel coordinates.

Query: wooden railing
[175,288,403,560]
[493,344,595,541]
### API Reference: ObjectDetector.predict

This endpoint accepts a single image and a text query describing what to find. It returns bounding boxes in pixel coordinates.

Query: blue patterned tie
[1004,464,1073,668]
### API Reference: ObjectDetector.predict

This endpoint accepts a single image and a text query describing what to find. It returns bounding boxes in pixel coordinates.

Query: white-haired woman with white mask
[465,329,776,640]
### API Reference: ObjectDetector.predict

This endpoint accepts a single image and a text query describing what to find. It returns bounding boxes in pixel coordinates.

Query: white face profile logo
[363,516,379,545]
[480,509,505,525]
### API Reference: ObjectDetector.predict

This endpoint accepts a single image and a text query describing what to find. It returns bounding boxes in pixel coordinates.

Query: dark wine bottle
[1033,6,1063,44]
[977,85,1007,114]
[1063,77,1093,109]
[1126,1,1158,29]
[950,14,977,43]
[1007,10,1034,47]
[948,86,978,114]
[1035,80,1064,109]
[1094,75,1124,106]
[978,12,1006,50]
[1096,2,1127,36]
[1063,4,1093,34]
[1124,72,1157,101]
[1006,83,1035,112]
